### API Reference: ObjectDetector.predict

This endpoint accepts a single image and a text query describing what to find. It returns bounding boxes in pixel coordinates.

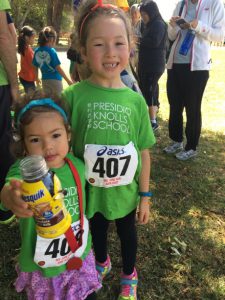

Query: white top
[167,0,225,71]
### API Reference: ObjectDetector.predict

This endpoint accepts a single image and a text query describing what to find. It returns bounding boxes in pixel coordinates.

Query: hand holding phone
[176,18,189,29]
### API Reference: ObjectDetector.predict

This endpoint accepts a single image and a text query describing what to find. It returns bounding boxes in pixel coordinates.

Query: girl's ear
[67,126,71,142]
[68,132,71,143]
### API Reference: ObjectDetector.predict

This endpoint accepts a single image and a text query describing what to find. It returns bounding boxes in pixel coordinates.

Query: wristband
[138,191,153,197]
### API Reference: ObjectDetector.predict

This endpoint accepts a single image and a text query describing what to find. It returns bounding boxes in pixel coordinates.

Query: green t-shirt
[5,153,92,278]
[0,0,10,86]
[62,80,156,220]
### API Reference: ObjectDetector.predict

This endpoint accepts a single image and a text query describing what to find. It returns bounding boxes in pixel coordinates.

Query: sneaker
[163,142,183,154]
[0,209,15,225]
[118,268,138,300]
[151,122,159,131]
[175,149,197,161]
[96,255,112,282]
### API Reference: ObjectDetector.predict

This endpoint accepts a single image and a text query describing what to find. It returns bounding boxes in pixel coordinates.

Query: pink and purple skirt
[14,251,101,300]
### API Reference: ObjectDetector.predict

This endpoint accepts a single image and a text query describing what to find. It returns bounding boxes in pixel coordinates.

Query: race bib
[84,142,138,188]
[34,216,89,268]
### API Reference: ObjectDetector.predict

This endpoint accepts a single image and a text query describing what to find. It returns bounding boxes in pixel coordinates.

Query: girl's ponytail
[38,26,57,46]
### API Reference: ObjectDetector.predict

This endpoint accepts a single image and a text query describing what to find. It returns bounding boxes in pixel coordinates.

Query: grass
[1,48,225,300]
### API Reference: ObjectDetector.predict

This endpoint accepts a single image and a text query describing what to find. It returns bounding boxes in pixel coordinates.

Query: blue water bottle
[179,29,195,56]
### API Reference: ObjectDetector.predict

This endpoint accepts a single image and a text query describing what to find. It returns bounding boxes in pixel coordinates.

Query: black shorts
[138,72,163,107]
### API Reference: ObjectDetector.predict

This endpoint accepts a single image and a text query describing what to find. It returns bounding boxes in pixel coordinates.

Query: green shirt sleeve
[5,160,22,184]
[0,0,11,11]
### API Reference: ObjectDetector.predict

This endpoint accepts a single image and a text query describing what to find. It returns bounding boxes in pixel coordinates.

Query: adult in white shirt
[164,0,225,161]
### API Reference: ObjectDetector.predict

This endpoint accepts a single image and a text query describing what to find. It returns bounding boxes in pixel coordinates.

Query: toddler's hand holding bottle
[1,179,33,218]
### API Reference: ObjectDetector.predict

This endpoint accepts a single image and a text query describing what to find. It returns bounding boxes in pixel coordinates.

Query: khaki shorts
[42,79,63,96]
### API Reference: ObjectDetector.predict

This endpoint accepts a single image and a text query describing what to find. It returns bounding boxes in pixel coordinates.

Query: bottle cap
[20,155,49,182]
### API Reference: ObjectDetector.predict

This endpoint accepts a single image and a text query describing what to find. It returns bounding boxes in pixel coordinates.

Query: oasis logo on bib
[97,146,125,156]
[84,142,138,188]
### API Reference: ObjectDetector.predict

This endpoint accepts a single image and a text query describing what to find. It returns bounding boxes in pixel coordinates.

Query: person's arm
[1,179,33,218]
[189,1,225,43]
[6,12,17,46]
[8,22,17,46]
[33,66,41,86]
[168,2,182,41]
[0,11,18,102]
[137,148,151,225]
[56,65,73,85]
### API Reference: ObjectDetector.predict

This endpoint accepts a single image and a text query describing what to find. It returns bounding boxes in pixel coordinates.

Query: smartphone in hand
[176,18,188,28]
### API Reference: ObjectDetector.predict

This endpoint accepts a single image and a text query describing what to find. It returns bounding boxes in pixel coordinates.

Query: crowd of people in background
[0,0,225,300]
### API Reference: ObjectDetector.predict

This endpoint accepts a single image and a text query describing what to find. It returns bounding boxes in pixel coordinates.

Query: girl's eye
[52,133,61,138]
[94,43,103,47]
[30,137,39,143]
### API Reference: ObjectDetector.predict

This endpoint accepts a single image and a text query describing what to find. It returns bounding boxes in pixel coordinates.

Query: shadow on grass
[0,118,224,300]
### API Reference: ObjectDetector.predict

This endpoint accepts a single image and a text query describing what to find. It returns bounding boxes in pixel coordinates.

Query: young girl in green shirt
[0,92,100,300]
[62,1,156,299]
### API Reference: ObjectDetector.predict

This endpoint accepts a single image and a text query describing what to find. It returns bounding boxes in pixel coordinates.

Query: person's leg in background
[0,85,15,223]
[138,71,162,131]
[184,70,209,151]
[175,68,209,161]
[164,64,187,154]
[148,72,163,131]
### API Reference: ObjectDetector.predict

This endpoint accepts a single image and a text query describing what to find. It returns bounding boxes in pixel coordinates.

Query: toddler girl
[0,92,101,300]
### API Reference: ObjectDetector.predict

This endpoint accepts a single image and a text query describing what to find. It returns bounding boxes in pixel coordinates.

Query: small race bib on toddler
[84,142,138,188]
[34,216,89,268]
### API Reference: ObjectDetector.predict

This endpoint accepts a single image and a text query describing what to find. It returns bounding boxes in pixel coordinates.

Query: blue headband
[16,98,68,127]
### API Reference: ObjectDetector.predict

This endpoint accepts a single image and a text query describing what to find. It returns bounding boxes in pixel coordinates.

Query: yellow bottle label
[21,174,71,238]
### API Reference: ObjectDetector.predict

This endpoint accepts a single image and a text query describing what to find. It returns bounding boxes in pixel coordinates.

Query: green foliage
[61,10,74,32]
[128,0,141,7]
[11,0,47,31]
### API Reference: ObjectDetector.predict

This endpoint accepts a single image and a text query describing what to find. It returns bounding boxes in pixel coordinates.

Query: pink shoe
[118,268,138,300]
[96,255,112,282]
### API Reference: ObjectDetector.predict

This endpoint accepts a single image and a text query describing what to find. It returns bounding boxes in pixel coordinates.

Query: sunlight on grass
[202,274,225,295]
[187,207,225,246]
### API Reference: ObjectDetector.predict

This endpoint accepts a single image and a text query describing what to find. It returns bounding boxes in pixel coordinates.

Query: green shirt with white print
[4,153,91,278]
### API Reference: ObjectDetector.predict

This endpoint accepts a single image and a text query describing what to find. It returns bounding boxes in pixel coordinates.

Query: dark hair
[18,26,36,56]
[75,0,132,49]
[38,26,57,46]
[12,90,70,158]
[140,1,163,22]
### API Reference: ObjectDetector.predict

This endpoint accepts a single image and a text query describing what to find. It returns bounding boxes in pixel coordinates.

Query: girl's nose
[105,44,115,57]
[43,140,53,151]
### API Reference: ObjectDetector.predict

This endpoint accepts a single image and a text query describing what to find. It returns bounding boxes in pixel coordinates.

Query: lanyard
[64,157,84,269]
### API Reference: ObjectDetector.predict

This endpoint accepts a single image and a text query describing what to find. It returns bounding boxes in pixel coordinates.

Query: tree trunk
[18,7,31,29]
[52,0,65,44]
[47,0,54,26]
